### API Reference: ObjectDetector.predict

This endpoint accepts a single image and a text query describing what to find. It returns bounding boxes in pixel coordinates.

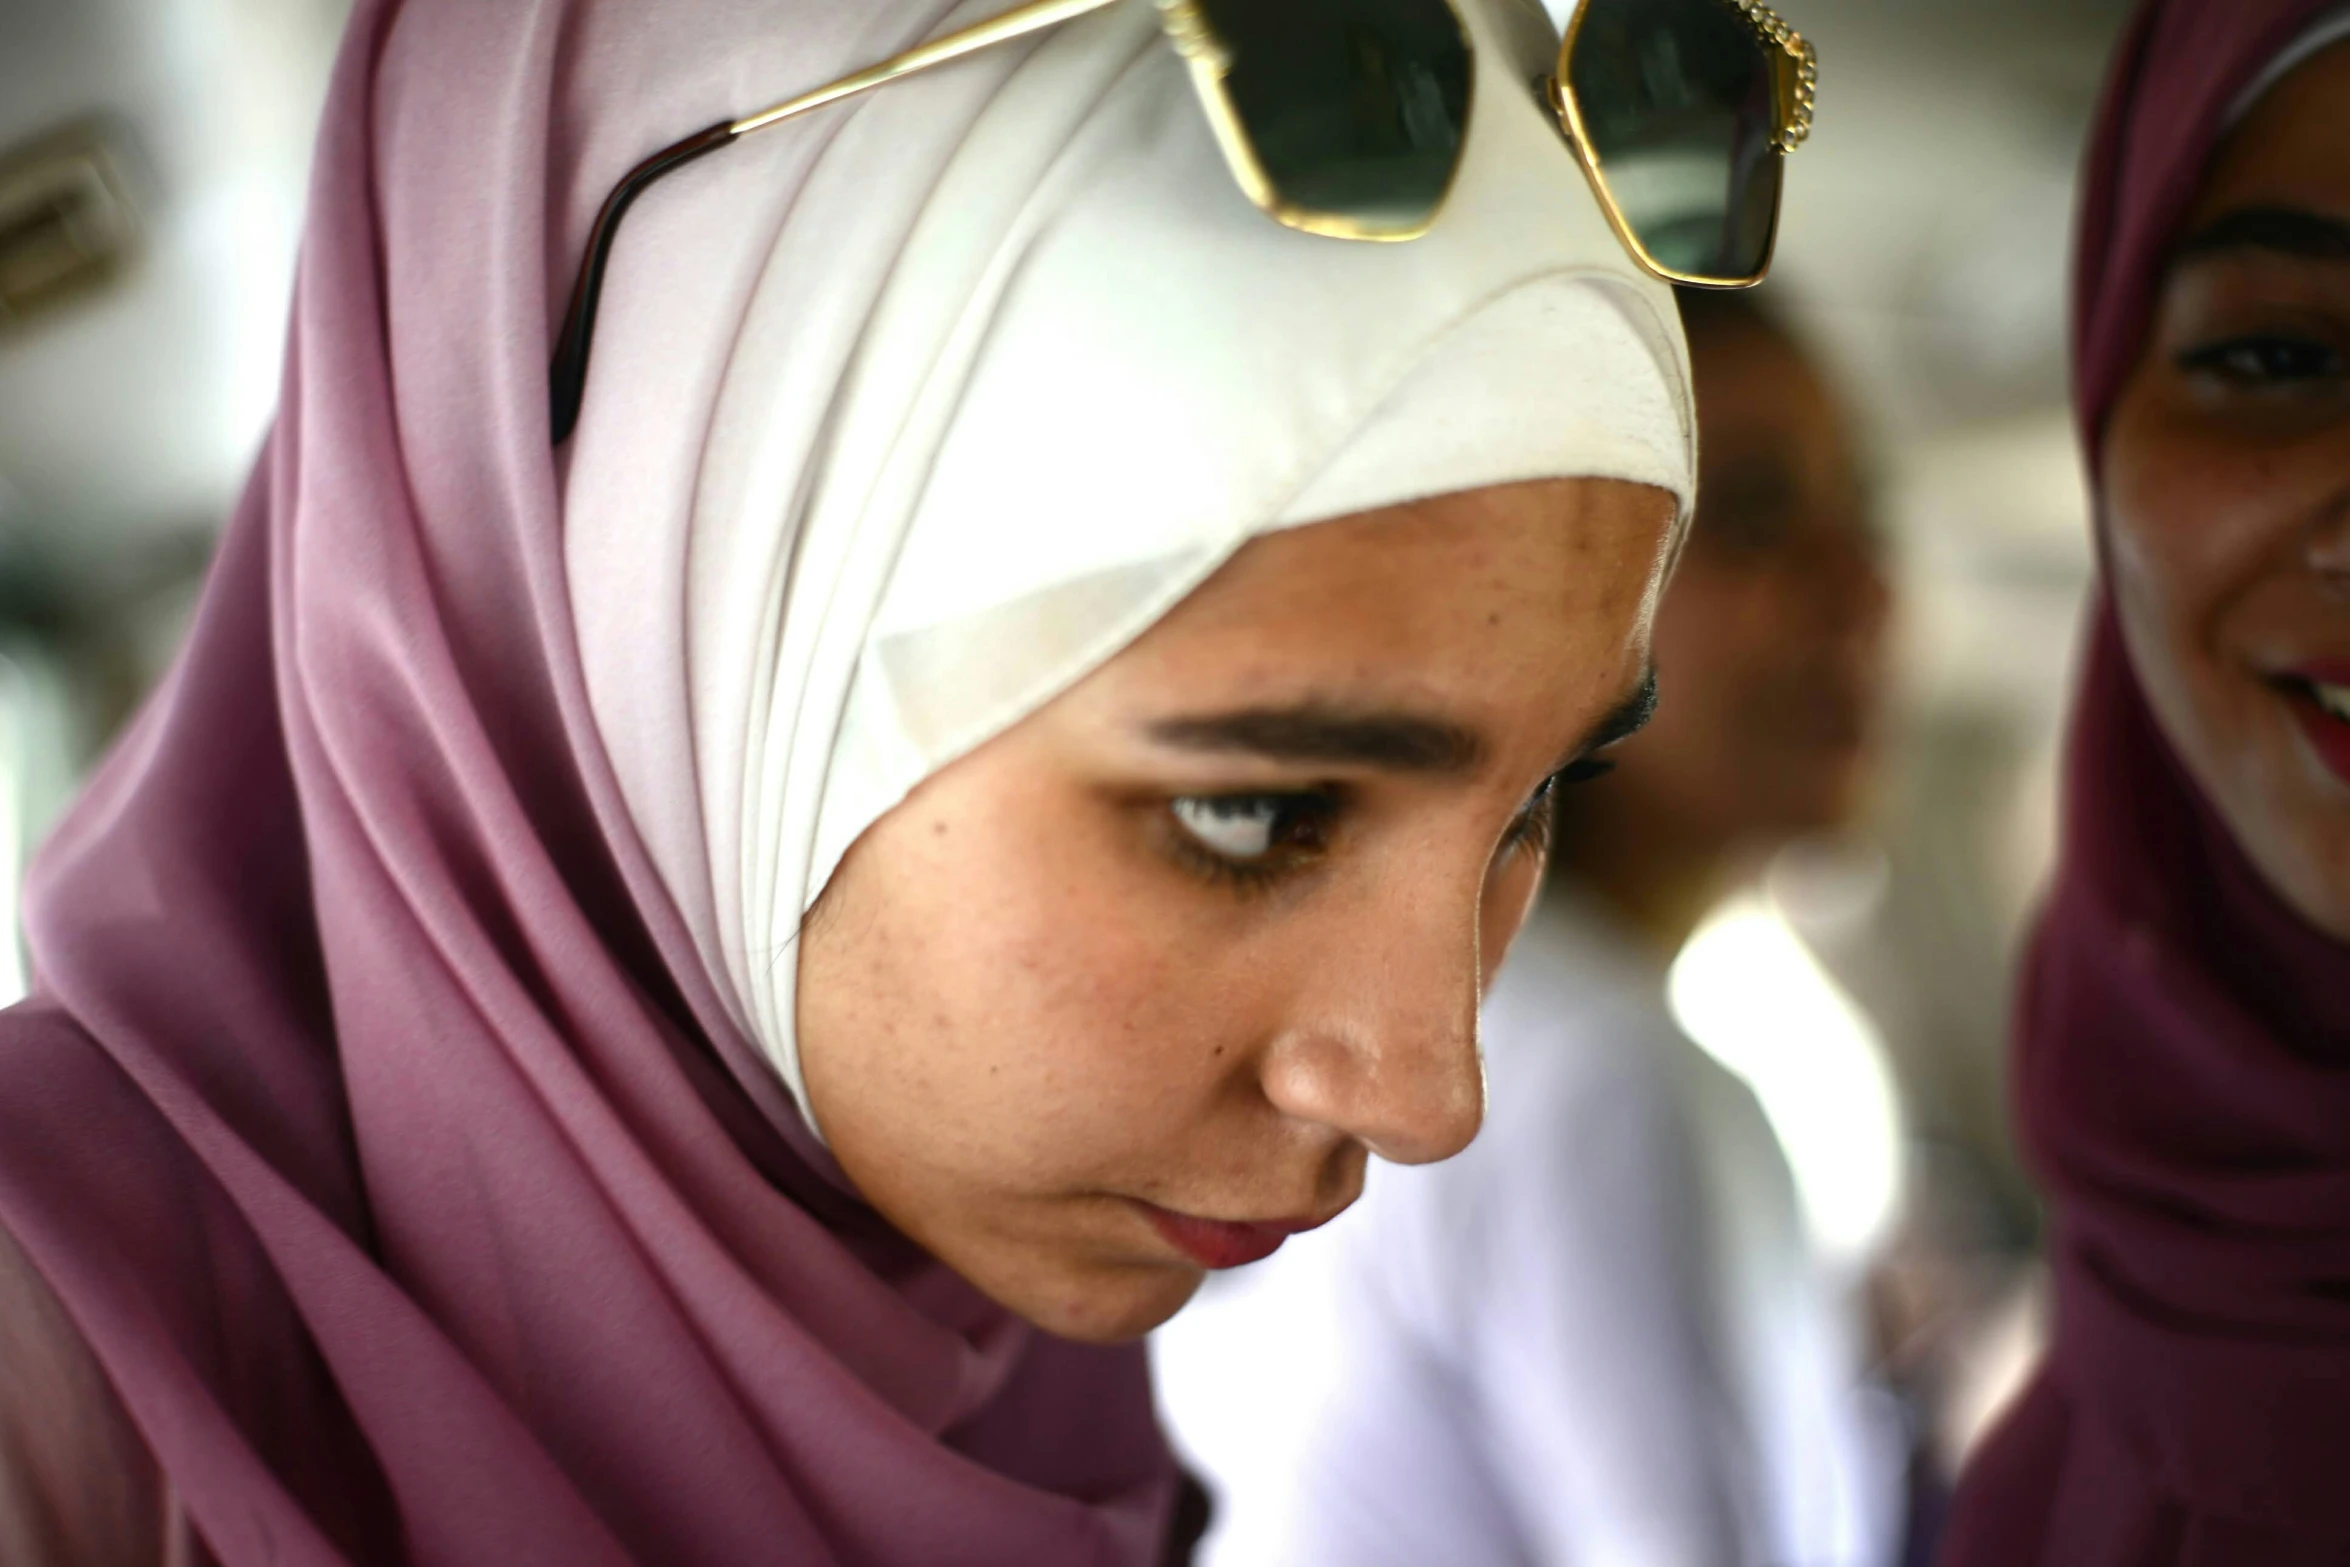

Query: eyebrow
[2173,206,2350,265]
[1147,706,1485,774]
[1143,668,1661,778]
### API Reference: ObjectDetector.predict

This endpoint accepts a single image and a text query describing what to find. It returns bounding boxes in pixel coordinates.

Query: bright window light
[1667,893,1904,1271]
[0,656,28,1007]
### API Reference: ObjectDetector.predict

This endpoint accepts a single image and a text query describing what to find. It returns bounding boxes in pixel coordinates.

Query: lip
[2274,669,2350,789]
[1132,1200,1337,1271]
[2283,660,2350,690]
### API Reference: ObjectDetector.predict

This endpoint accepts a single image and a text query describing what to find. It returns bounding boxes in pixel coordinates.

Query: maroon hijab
[0,0,1179,1561]
[1942,2,2350,1560]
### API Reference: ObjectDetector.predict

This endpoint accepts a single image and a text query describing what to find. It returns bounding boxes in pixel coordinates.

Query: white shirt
[1152,898,1901,1567]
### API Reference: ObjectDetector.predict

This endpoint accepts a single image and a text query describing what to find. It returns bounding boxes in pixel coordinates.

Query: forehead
[2194,41,2350,217]
[1077,478,1672,723]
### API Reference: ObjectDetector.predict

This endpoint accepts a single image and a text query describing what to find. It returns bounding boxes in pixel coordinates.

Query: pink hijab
[0,0,1186,1560]
[1942,2,2350,1560]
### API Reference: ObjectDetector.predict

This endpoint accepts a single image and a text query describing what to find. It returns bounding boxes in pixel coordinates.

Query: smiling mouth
[1130,1200,1337,1271]
[2272,672,2350,788]
[2307,679,2350,724]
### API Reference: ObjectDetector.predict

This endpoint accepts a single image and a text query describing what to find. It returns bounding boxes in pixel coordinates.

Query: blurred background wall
[1,0,2131,1473]
[0,0,351,926]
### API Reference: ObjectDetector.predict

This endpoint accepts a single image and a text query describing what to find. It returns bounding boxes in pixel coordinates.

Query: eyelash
[2177,333,2346,388]
[1166,760,1617,896]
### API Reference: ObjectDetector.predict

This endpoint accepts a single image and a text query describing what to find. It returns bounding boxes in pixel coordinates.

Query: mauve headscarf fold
[1942,3,2350,1562]
[0,0,1693,1561]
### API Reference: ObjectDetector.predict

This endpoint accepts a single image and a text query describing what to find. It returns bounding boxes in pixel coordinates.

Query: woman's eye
[1500,758,1617,855]
[1169,793,1332,867]
[1499,781,1556,857]
[2178,333,2345,388]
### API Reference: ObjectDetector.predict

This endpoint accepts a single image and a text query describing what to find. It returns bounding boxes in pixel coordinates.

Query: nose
[1256,869,1486,1167]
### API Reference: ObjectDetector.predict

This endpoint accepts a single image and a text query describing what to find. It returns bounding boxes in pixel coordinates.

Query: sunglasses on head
[550,0,1817,444]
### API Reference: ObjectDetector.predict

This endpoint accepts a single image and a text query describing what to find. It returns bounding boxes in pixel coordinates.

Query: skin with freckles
[2104,40,2350,938]
[796,477,1677,1343]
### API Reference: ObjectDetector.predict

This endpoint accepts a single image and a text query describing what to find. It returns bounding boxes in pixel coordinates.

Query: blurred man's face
[1612,317,1890,844]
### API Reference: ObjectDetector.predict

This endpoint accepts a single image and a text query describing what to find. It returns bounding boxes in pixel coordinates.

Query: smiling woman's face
[796,476,1674,1342]
[2105,39,2350,939]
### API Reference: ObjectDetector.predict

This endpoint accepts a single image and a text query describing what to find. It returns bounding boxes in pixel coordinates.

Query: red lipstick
[1133,1202,1333,1271]
[2279,666,2350,789]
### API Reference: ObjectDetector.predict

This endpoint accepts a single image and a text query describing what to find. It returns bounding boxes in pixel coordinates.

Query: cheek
[1480,851,1544,990]
[2098,379,2327,824]
[2102,386,2280,659]
[810,782,1258,1187]
[971,898,1210,1158]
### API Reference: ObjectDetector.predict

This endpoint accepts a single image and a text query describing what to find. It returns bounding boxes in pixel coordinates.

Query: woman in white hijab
[0,0,1811,1562]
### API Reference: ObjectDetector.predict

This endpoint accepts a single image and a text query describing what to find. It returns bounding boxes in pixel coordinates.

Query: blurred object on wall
[0,0,350,594]
[0,117,146,334]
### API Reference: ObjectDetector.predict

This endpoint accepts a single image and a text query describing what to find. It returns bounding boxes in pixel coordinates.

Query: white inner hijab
[566,0,1696,1133]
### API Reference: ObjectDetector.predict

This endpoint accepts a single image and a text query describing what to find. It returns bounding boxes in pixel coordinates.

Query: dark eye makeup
[2176,331,2347,389]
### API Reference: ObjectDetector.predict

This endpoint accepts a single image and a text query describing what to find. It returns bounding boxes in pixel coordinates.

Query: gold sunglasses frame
[1546,0,1818,291]
[548,0,1815,443]
[1158,0,1469,244]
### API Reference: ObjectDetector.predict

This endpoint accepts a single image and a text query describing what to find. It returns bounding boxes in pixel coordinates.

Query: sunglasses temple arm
[732,0,1118,136]
[548,121,737,446]
[548,0,1119,445]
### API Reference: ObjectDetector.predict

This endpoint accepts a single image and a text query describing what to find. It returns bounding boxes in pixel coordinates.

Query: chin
[2185,707,2350,943]
[1008,1259,1207,1346]
[2232,795,2350,945]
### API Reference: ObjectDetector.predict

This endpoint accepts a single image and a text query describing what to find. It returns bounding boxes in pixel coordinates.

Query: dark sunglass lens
[1190,0,1473,234]
[1568,0,1783,281]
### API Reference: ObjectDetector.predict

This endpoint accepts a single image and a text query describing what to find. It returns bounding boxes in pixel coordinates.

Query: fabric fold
[1946,3,2350,1559]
